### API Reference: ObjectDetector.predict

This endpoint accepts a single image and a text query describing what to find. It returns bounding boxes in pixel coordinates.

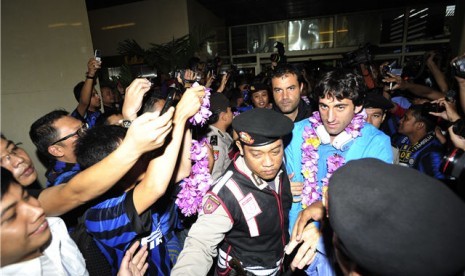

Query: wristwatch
[121,119,132,128]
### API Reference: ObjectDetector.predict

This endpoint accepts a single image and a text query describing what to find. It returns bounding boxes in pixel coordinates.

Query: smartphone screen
[94,49,101,62]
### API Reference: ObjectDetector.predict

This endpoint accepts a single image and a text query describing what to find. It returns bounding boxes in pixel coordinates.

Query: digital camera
[451,56,465,78]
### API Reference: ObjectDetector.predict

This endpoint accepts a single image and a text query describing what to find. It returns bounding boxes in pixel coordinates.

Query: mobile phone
[94,49,101,62]
[160,89,177,115]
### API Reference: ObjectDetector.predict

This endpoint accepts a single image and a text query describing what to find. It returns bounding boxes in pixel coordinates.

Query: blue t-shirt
[284,119,393,276]
[71,108,101,129]
[85,189,172,275]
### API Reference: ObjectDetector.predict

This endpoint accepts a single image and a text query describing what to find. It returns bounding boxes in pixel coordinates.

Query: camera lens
[441,148,465,181]
[452,119,465,137]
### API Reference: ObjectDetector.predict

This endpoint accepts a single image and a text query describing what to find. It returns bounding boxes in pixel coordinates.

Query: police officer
[172,108,294,276]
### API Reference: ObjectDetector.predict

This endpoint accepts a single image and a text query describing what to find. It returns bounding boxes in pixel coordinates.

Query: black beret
[232,108,293,146]
[249,83,269,94]
[328,158,465,276]
[364,92,394,110]
[209,92,230,113]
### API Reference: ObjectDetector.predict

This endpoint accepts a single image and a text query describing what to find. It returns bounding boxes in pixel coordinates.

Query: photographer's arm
[383,74,445,100]
[132,86,205,214]
[173,127,193,183]
[38,111,173,216]
[76,58,100,117]
[426,52,448,93]
[216,73,230,93]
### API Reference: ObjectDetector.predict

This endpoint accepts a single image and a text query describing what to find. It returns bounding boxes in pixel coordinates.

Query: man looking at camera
[173,108,294,276]
[284,70,392,275]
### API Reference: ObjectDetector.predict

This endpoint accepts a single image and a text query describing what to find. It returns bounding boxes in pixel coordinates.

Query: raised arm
[426,51,448,93]
[383,73,445,100]
[76,57,101,117]
[132,86,205,214]
[38,111,174,216]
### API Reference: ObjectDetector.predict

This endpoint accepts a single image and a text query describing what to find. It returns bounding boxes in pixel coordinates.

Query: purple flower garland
[176,83,213,216]
[301,111,365,206]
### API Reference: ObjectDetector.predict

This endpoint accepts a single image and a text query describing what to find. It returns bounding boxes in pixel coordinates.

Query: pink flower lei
[301,111,365,206]
[189,82,212,126]
[176,83,213,216]
[176,138,213,216]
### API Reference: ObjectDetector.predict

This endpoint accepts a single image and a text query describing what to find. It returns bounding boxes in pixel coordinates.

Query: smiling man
[29,110,84,187]
[173,108,294,276]
[284,70,393,275]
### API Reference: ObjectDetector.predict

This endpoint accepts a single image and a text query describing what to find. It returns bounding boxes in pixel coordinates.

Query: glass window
[379,9,407,44]
[247,22,286,54]
[406,4,454,42]
[335,12,381,47]
[288,17,334,51]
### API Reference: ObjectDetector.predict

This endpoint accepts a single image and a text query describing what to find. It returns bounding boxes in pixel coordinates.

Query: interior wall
[1,0,94,185]
[88,0,190,57]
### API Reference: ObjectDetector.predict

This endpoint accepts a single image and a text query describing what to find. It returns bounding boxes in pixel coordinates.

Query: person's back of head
[328,158,465,276]
[139,88,165,116]
[73,81,85,102]
[315,69,366,107]
[29,109,69,158]
[75,125,127,170]
[208,92,231,126]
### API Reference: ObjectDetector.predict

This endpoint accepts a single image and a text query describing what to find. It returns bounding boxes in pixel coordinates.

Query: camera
[452,118,465,138]
[340,43,376,67]
[451,56,465,78]
[421,102,445,113]
[138,69,158,87]
[441,148,465,183]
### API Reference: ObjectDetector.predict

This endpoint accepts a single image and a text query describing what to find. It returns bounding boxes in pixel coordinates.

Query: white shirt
[1,217,88,276]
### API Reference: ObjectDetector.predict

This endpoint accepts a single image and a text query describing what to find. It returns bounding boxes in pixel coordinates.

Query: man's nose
[11,154,25,168]
[327,109,335,122]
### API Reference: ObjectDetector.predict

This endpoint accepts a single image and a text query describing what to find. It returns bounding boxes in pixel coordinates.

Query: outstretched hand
[117,241,149,276]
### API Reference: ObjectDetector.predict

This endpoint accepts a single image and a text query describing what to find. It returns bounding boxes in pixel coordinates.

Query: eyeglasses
[51,124,88,146]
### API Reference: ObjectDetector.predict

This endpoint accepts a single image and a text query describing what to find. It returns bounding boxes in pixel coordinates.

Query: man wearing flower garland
[284,69,393,275]
[173,108,294,276]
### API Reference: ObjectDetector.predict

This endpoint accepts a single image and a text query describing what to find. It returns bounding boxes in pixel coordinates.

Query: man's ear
[219,111,227,122]
[354,105,363,114]
[236,140,244,156]
[416,121,425,130]
[48,145,64,158]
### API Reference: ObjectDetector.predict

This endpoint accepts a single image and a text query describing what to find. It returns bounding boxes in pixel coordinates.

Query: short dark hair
[271,63,303,82]
[314,69,366,107]
[73,81,85,102]
[139,89,164,116]
[29,109,69,157]
[75,125,127,169]
[409,105,436,133]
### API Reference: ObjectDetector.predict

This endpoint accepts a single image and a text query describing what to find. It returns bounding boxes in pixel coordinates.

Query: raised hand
[122,108,175,155]
[122,78,153,120]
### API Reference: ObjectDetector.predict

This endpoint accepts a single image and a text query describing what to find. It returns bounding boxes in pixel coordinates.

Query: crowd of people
[1,47,465,276]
